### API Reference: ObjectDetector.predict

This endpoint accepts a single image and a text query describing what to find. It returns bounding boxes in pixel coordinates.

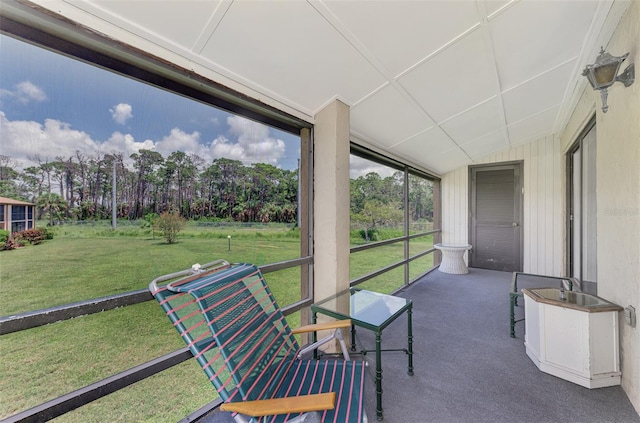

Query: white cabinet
[523,288,623,389]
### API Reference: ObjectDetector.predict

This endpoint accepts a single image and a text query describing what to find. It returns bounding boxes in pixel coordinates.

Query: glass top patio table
[312,287,411,331]
[311,288,413,421]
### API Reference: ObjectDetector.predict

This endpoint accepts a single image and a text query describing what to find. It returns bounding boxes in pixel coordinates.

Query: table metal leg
[375,331,383,421]
[407,305,414,376]
[510,293,516,338]
[351,323,357,352]
[312,311,318,359]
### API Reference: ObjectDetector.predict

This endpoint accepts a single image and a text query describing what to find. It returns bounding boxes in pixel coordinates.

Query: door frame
[565,117,597,293]
[468,161,524,271]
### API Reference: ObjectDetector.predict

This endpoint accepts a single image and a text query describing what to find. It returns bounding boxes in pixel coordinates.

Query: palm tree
[36,193,67,226]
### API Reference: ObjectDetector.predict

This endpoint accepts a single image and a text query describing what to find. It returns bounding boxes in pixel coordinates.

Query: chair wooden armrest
[220,392,336,417]
[294,319,353,360]
[152,262,367,422]
[291,319,352,335]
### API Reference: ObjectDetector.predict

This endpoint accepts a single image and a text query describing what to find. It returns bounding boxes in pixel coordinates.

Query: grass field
[0,221,434,421]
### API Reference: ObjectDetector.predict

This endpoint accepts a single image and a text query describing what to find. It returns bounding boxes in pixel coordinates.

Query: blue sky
[0,33,301,171]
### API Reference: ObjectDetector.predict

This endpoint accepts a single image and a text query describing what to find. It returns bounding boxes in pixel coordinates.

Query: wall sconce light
[582,47,635,113]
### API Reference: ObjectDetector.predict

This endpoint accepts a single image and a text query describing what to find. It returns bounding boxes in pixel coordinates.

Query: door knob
[512,222,519,227]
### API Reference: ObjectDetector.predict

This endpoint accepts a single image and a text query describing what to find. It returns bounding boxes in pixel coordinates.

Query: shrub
[13,228,47,245]
[143,213,159,228]
[0,229,9,244]
[144,212,160,239]
[359,228,378,241]
[156,211,186,244]
[41,227,55,240]
[2,236,24,250]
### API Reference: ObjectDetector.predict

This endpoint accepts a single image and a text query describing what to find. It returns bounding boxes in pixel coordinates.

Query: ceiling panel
[351,85,434,147]
[461,130,508,160]
[427,148,471,174]
[490,0,599,90]
[484,0,513,18]
[86,0,221,49]
[198,0,386,112]
[17,0,620,175]
[507,106,560,145]
[321,0,480,77]
[392,127,459,158]
[502,60,575,124]
[399,29,496,123]
[440,98,502,145]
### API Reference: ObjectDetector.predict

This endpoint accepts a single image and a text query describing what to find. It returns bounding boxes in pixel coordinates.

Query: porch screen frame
[0,7,317,422]
[1,12,315,304]
[349,143,441,292]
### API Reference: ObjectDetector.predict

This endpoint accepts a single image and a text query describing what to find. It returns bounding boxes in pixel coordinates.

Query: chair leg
[510,293,516,338]
[335,327,351,361]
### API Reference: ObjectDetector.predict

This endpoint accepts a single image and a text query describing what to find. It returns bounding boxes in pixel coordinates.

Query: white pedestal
[434,244,472,274]
[523,289,622,389]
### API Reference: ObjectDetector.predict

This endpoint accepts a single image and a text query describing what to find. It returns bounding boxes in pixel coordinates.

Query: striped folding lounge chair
[149,260,368,423]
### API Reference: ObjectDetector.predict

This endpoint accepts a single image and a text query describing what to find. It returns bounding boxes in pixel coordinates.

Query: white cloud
[210,135,246,161]
[155,128,202,158]
[209,116,285,165]
[0,81,47,105]
[349,155,397,179]
[101,131,155,159]
[109,103,133,125]
[16,81,47,104]
[0,113,156,169]
[0,112,288,172]
[0,112,96,168]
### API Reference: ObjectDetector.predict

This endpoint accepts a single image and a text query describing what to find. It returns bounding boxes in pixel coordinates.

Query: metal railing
[0,257,312,423]
[349,229,441,292]
[2,230,441,423]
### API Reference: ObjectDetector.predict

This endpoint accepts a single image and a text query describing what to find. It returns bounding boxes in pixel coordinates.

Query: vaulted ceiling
[3,0,631,174]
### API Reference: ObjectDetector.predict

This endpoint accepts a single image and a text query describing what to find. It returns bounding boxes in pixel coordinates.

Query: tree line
[0,152,434,227]
[0,151,297,224]
[350,171,434,238]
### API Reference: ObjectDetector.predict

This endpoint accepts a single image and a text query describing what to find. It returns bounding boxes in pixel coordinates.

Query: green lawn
[1,223,302,315]
[0,222,434,421]
[350,233,434,292]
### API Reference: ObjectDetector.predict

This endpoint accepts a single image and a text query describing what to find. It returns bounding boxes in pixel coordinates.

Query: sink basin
[529,288,611,307]
[567,292,610,307]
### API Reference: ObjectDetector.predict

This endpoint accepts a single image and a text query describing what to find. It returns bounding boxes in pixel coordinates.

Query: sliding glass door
[568,120,597,294]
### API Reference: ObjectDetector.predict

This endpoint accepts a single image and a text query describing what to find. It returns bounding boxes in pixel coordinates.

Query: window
[408,172,437,279]
[349,145,440,294]
[10,205,27,232]
[1,33,310,311]
[0,23,312,422]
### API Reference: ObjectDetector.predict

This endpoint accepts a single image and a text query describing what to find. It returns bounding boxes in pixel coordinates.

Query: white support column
[313,99,351,305]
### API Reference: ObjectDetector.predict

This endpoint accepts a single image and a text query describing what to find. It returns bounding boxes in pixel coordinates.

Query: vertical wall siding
[441,164,468,246]
[441,135,564,276]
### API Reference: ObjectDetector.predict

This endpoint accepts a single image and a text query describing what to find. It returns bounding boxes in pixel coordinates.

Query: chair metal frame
[150,260,368,423]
